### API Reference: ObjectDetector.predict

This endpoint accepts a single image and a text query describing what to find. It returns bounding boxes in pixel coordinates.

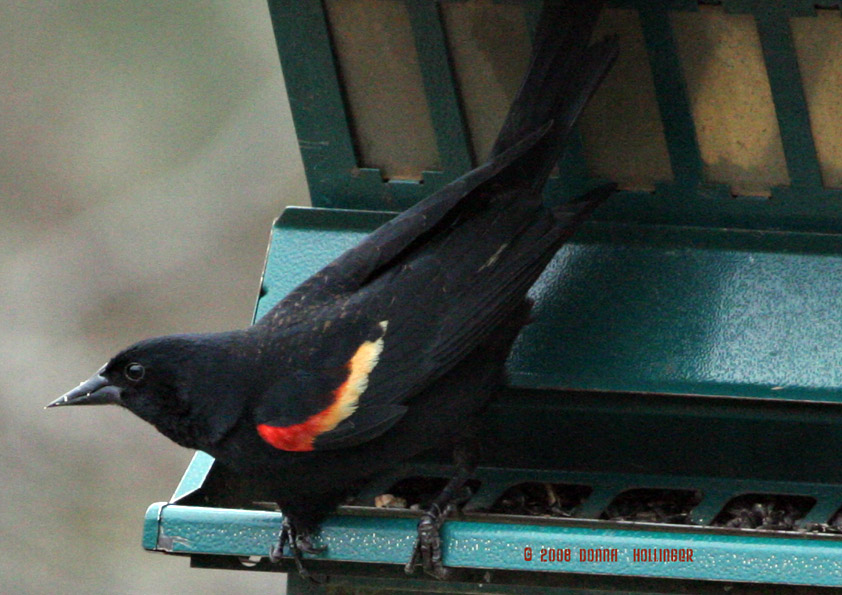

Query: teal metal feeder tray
[144,1,842,592]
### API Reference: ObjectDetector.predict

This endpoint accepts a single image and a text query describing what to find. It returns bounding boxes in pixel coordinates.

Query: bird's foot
[269,518,326,582]
[405,502,453,579]
[405,453,477,580]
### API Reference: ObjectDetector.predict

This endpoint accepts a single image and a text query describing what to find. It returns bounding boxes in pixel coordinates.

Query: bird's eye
[124,363,145,382]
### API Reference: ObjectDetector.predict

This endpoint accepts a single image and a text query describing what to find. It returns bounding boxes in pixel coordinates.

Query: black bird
[49,0,618,580]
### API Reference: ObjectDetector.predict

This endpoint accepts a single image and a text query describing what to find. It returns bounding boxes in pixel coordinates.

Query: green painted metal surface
[513,223,842,401]
[145,442,842,587]
[170,452,216,502]
[145,501,842,587]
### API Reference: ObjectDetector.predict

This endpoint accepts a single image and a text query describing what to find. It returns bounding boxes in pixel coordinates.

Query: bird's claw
[268,518,292,563]
[269,518,326,582]
[405,503,452,580]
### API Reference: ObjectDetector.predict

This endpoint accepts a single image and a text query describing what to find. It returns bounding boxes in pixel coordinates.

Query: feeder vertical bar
[636,1,704,188]
[267,0,360,208]
[406,0,473,184]
[748,0,824,189]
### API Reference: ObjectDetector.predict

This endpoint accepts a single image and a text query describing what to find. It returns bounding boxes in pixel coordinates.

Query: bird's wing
[251,187,612,453]
[255,122,552,325]
[253,314,408,452]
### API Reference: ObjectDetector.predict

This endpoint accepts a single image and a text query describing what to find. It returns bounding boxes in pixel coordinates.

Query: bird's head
[48,332,253,450]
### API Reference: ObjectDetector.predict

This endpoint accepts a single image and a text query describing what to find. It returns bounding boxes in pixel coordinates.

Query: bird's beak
[46,366,123,409]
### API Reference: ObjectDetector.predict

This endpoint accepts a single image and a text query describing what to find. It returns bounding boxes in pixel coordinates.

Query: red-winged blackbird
[49,0,617,580]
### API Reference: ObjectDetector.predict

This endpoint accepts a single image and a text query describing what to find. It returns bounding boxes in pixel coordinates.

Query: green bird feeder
[144,1,842,592]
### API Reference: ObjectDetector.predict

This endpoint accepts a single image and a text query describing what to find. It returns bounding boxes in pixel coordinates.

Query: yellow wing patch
[257,320,388,452]
[322,320,388,432]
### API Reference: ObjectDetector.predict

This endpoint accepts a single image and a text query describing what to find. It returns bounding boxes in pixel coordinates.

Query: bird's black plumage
[50,0,618,578]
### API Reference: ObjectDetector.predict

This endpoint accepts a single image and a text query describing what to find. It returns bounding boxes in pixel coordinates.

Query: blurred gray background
[1,1,309,592]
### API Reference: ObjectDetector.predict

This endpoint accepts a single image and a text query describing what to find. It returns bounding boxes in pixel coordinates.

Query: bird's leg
[269,517,326,581]
[406,437,479,580]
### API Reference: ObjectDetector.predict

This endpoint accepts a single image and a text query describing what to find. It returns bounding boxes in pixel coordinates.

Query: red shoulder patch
[257,321,388,452]
[257,417,325,452]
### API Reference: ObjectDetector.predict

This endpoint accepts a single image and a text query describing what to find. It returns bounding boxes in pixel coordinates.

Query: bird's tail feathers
[490,0,618,193]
